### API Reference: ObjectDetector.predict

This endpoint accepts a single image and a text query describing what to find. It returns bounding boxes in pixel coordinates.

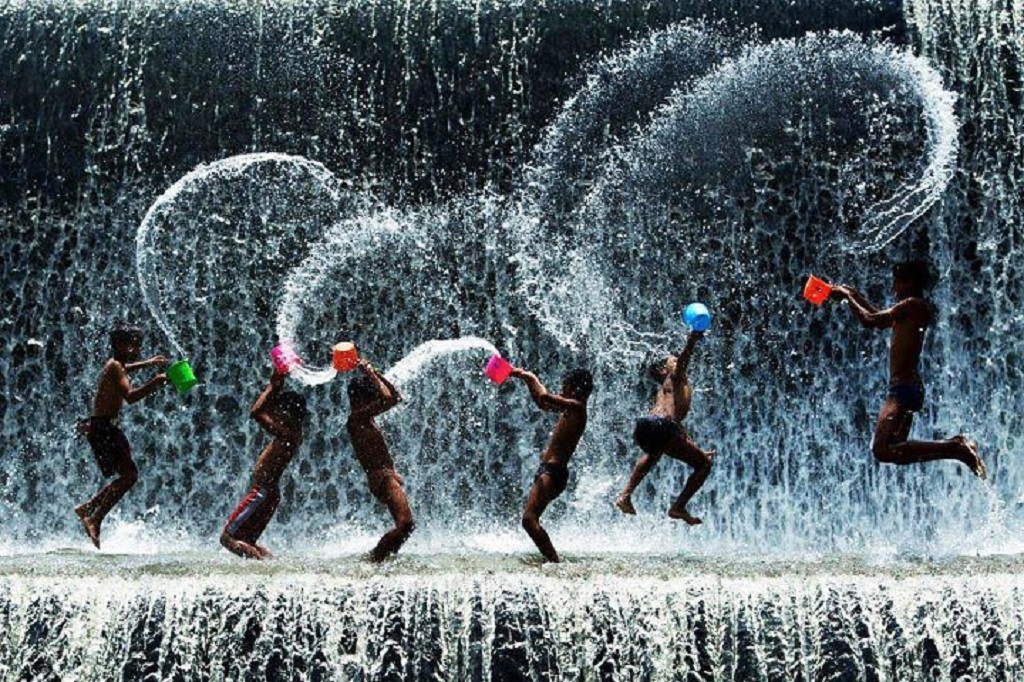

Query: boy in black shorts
[75,323,169,549]
[830,261,983,475]
[510,365,592,563]
[346,359,414,562]
[615,330,715,525]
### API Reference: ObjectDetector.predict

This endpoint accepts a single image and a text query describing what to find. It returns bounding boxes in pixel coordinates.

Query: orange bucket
[803,275,832,306]
[333,342,359,372]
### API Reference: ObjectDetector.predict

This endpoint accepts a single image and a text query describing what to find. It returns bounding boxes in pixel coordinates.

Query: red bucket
[803,275,832,306]
[333,342,359,372]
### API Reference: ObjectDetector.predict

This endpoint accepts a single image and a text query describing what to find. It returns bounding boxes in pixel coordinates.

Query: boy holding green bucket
[221,367,308,560]
[75,323,169,549]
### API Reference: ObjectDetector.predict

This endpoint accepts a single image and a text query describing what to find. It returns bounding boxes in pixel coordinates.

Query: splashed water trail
[385,337,499,387]
[135,152,356,364]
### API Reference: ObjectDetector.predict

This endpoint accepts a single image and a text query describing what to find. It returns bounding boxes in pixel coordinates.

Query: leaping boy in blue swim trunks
[221,367,307,559]
[615,330,715,525]
[509,366,593,563]
[830,260,984,476]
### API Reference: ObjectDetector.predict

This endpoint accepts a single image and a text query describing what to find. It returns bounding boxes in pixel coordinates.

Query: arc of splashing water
[275,208,500,387]
[512,28,960,355]
[525,20,751,218]
[509,21,752,355]
[135,152,346,358]
[275,209,407,386]
[846,47,958,251]
[625,33,958,252]
[384,337,500,389]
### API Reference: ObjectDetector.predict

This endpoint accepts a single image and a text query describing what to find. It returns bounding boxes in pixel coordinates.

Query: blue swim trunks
[887,381,925,413]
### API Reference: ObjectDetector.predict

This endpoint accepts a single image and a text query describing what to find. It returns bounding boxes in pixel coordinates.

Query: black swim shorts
[633,415,681,455]
[535,462,570,496]
[84,417,132,478]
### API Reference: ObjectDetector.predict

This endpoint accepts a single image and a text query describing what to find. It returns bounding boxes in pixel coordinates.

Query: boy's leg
[370,476,415,562]
[522,473,562,563]
[871,401,985,476]
[219,531,264,560]
[663,434,714,525]
[242,488,280,558]
[220,487,279,560]
[615,453,661,515]
[75,449,139,549]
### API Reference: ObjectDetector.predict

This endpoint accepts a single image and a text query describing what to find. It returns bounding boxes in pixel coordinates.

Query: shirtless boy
[221,368,307,560]
[75,323,168,549]
[831,260,984,476]
[510,366,593,563]
[346,359,414,562]
[615,330,715,525]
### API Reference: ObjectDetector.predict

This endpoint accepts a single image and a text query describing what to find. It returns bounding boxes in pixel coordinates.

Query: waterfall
[3,558,1024,681]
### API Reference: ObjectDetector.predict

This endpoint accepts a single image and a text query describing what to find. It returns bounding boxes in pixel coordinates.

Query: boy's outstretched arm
[116,362,168,404]
[843,287,881,313]
[673,330,704,382]
[374,367,403,405]
[510,368,583,412]
[833,286,894,329]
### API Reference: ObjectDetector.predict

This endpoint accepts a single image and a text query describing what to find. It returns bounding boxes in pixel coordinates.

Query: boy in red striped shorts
[221,368,307,559]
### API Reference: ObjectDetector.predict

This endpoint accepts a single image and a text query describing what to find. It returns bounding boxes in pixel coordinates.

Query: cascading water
[2,0,1022,679]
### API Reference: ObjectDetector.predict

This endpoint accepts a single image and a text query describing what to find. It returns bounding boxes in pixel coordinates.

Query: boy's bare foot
[255,544,274,559]
[668,507,702,525]
[74,506,101,549]
[954,435,985,479]
[241,544,265,560]
[614,495,637,515]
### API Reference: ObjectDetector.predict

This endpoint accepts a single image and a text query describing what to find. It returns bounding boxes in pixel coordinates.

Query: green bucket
[167,359,198,394]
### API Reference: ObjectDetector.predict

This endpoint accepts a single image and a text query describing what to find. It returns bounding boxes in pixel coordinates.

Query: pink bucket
[271,343,302,374]
[485,354,513,385]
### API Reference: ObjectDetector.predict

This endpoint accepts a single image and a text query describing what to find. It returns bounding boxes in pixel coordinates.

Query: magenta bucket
[271,343,303,374]
[485,354,513,385]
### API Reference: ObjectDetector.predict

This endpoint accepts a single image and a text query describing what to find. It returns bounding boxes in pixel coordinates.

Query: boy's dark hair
[109,323,143,348]
[893,260,933,295]
[272,390,308,423]
[562,368,594,399]
[347,373,380,404]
